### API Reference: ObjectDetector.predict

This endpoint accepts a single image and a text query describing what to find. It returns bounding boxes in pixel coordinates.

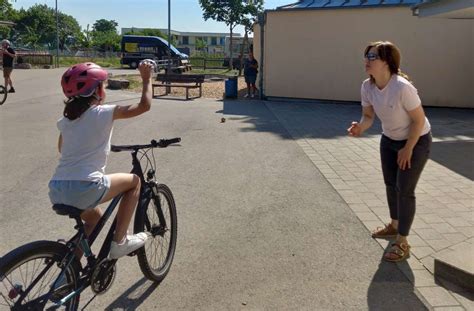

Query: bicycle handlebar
[111,138,181,152]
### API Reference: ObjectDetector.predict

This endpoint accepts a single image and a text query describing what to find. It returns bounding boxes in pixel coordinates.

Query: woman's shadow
[367,244,428,310]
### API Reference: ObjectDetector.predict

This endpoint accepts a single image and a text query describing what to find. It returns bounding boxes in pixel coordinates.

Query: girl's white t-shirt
[51,104,116,182]
[361,75,431,140]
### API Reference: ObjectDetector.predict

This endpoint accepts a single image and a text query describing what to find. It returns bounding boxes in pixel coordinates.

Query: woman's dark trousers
[380,133,432,236]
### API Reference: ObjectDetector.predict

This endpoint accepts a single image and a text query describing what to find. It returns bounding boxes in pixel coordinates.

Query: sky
[12,0,293,35]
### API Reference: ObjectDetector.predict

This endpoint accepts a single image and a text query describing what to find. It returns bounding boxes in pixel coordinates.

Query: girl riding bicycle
[49,61,154,259]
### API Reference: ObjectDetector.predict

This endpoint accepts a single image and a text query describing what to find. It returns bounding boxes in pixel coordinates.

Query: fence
[16,51,53,66]
[189,57,233,69]
[189,57,245,70]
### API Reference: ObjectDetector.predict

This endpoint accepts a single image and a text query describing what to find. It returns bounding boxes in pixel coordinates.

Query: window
[182,36,189,45]
[220,37,225,45]
[211,37,217,45]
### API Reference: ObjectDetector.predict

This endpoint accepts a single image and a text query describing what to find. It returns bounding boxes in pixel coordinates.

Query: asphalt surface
[0,69,426,310]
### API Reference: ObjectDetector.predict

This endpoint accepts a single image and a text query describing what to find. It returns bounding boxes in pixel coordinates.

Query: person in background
[244,51,258,98]
[1,39,16,93]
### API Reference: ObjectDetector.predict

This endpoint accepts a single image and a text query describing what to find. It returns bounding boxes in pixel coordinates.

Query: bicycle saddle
[52,204,83,218]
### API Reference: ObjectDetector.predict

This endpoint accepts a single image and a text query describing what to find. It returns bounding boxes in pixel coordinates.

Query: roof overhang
[412,0,474,19]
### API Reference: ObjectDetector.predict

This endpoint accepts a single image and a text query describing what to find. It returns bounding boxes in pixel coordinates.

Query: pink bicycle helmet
[61,62,108,98]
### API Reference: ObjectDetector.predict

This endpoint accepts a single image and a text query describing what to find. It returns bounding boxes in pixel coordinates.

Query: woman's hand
[397,146,413,170]
[347,121,363,137]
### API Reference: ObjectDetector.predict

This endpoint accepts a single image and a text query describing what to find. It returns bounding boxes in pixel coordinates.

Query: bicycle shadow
[103,277,159,311]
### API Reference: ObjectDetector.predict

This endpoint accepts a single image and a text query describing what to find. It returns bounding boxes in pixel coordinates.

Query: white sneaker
[244,94,250,98]
[109,232,148,259]
[251,94,255,98]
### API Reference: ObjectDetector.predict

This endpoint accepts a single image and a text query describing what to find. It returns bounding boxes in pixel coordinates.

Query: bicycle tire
[135,183,177,283]
[0,240,81,310]
[0,85,7,106]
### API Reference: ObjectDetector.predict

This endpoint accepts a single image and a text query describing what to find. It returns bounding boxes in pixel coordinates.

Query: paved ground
[264,99,474,310]
[0,68,472,310]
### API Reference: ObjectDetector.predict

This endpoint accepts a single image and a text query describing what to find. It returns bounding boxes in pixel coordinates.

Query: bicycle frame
[35,148,168,308]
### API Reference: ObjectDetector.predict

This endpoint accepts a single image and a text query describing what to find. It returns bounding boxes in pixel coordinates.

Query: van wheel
[130,61,138,69]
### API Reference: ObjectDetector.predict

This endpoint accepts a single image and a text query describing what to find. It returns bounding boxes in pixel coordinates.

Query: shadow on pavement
[367,260,427,311]
[431,140,474,181]
[104,277,159,310]
[221,99,474,139]
[220,99,474,180]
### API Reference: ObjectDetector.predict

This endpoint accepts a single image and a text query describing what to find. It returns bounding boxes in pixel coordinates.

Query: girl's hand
[347,121,362,137]
[397,146,413,170]
[138,61,154,82]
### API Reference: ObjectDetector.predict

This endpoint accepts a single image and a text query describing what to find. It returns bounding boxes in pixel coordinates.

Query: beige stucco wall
[253,7,473,108]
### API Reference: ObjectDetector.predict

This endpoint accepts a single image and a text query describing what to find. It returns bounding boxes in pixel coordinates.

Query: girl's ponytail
[63,96,92,120]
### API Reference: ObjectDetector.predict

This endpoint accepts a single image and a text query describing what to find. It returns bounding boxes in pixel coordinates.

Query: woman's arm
[348,105,375,136]
[397,105,426,170]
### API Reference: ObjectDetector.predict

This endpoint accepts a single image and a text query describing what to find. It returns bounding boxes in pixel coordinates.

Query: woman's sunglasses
[365,52,380,61]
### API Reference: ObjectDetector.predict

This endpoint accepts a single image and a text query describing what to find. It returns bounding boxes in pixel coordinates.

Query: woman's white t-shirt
[361,75,431,140]
[51,104,116,182]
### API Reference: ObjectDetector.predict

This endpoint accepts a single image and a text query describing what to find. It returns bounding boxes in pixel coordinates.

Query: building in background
[253,0,473,108]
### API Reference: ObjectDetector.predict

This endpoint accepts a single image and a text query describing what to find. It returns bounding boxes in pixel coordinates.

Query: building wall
[254,7,473,108]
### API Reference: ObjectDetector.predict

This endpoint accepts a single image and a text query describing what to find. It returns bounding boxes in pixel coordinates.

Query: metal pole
[167,0,171,74]
[56,0,59,68]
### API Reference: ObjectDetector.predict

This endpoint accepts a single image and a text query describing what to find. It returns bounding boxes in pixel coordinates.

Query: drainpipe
[258,11,266,100]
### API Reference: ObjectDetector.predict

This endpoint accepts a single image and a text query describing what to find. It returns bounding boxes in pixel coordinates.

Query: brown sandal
[384,242,411,262]
[371,223,397,239]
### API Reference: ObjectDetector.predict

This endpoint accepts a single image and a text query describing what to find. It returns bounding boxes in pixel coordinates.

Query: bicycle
[0,137,180,310]
[0,84,6,105]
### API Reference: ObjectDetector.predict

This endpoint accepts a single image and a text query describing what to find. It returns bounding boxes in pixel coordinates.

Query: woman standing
[348,41,432,262]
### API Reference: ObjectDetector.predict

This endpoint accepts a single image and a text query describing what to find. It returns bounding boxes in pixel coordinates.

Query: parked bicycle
[0,68,7,105]
[0,84,6,105]
[0,138,180,310]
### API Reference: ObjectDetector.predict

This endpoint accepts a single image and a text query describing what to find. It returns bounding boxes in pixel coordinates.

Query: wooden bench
[152,74,205,100]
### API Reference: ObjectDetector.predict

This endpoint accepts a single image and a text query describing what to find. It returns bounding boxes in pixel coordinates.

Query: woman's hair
[63,96,94,120]
[364,41,412,84]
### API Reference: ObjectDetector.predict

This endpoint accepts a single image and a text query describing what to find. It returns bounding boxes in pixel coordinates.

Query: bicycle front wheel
[135,183,177,283]
[0,240,81,310]
[0,85,7,106]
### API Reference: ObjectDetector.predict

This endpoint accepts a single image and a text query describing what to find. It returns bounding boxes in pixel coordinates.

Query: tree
[0,0,18,39]
[195,38,207,52]
[238,0,263,75]
[92,19,118,33]
[199,0,261,69]
[91,19,120,51]
[58,13,82,50]
[13,4,81,49]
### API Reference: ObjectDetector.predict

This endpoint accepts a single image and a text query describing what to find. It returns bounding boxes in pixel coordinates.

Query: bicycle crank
[90,259,116,295]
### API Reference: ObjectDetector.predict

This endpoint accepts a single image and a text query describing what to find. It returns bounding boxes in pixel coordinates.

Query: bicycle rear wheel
[0,85,7,105]
[135,183,177,283]
[0,240,81,310]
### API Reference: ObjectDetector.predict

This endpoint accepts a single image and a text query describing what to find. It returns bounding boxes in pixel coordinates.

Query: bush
[58,56,121,67]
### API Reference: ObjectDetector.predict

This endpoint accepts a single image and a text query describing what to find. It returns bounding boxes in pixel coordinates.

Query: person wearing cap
[1,39,16,93]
